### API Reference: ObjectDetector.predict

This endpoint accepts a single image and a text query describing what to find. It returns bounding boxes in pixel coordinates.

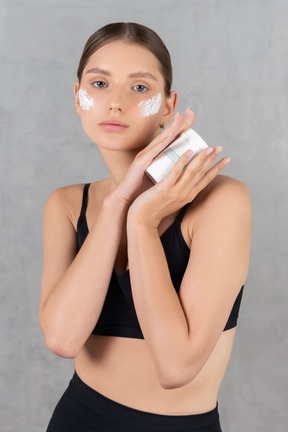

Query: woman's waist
[74,335,221,415]
[66,371,221,431]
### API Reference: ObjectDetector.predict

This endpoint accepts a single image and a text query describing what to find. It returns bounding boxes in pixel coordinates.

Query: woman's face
[74,40,176,152]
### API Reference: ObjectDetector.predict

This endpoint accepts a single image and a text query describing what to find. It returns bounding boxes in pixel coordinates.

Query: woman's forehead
[83,40,163,77]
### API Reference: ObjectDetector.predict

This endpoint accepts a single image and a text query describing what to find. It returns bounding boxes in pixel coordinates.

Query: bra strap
[80,183,91,215]
[175,202,191,223]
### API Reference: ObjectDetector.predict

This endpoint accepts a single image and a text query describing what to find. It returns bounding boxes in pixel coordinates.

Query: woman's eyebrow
[85,67,111,76]
[128,72,158,82]
[85,68,158,82]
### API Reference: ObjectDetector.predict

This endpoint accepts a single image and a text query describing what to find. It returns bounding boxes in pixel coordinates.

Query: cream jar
[146,128,209,183]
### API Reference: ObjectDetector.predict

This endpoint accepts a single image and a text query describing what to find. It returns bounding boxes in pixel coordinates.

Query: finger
[138,112,181,158]
[164,108,195,143]
[183,145,223,182]
[147,111,184,148]
[175,107,196,136]
[161,107,195,138]
[160,149,194,185]
[172,146,224,195]
[137,108,196,172]
[191,156,231,195]
[143,108,195,157]
[138,114,185,168]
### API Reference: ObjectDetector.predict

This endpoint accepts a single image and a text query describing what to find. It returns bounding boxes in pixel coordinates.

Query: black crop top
[77,183,244,339]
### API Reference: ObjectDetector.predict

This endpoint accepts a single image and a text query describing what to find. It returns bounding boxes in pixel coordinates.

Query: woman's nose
[109,101,122,112]
[109,88,126,112]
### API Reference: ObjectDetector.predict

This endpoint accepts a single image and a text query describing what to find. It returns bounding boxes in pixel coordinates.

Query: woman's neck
[98,147,153,198]
[100,148,136,187]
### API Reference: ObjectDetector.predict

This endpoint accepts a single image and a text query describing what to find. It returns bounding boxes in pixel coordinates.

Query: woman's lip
[100,119,129,127]
[99,119,129,132]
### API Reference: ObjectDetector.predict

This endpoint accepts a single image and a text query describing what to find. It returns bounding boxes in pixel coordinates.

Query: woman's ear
[161,90,178,127]
[74,82,81,115]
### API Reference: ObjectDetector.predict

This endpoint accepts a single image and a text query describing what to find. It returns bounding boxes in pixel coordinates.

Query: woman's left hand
[128,135,231,227]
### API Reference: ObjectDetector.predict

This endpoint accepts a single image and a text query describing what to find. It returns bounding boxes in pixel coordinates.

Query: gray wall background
[1,0,287,430]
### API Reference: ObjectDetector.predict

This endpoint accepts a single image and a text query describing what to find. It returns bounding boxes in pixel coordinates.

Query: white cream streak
[79,88,95,111]
[138,93,162,117]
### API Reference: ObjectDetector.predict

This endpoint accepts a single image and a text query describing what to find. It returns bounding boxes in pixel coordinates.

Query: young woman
[39,22,252,432]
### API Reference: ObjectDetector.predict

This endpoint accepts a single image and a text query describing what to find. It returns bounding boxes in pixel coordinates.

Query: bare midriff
[74,328,235,416]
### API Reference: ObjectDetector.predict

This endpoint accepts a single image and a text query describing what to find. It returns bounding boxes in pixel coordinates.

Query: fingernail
[186,107,192,114]
[174,112,181,120]
[215,146,223,154]
[205,147,213,155]
[185,149,193,158]
[223,157,231,165]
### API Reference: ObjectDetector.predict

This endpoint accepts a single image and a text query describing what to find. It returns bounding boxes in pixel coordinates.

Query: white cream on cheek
[79,87,95,111]
[138,93,162,117]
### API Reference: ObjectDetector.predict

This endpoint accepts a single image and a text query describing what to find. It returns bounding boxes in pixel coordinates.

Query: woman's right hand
[112,108,196,207]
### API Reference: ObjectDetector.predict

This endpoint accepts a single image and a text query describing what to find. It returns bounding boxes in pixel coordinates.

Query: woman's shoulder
[44,181,104,230]
[186,174,252,232]
[195,174,250,207]
[46,183,88,203]
[43,184,85,229]
[207,174,250,198]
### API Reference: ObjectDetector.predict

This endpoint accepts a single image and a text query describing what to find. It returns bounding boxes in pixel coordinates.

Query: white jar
[146,128,208,183]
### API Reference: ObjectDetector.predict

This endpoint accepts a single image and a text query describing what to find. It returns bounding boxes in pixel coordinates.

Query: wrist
[127,206,159,231]
[127,219,158,243]
[103,191,130,215]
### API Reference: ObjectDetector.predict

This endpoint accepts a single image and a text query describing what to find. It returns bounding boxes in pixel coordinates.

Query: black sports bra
[77,183,244,339]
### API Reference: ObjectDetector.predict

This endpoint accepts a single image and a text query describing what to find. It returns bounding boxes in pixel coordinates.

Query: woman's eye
[133,85,148,92]
[92,81,107,88]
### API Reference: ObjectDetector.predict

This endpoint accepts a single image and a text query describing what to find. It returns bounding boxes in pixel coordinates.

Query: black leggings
[46,371,222,432]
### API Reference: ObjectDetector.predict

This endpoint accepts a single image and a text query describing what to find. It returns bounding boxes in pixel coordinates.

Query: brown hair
[77,22,172,96]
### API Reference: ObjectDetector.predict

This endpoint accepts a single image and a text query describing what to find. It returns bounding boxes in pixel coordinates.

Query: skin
[39,40,252,415]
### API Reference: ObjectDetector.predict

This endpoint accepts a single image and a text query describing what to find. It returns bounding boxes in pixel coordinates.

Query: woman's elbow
[39,311,80,358]
[39,321,79,358]
[44,334,78,358]
[158,364,197,390]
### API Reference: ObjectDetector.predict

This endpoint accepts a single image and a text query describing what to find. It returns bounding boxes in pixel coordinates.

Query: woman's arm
[39,111,194,358]
[39,187,128,358]
[127,156,252,389]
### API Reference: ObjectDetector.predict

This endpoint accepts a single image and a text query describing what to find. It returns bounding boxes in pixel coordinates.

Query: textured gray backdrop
[0,0,287,431]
